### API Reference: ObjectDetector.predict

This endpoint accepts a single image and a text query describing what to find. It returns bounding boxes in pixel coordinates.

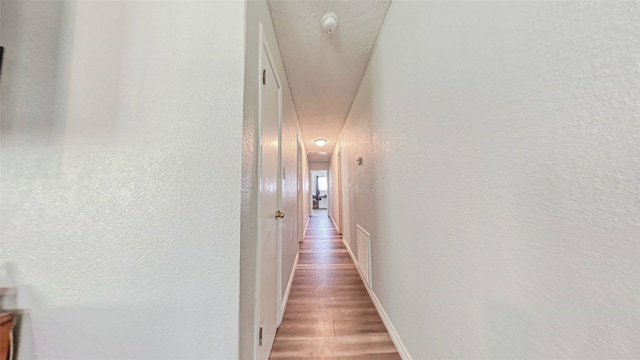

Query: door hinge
[262,69,266,85]
[259,325,263,346]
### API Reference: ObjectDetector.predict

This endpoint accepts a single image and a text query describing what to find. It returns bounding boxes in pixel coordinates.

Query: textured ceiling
[268,0,391,161]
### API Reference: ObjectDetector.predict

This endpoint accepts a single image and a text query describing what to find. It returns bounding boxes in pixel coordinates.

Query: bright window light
[318,176,328,191]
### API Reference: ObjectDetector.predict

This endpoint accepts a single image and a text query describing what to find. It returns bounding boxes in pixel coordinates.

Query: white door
[258,36,281,360]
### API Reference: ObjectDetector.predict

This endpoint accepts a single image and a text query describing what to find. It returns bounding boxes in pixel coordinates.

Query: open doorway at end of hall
[311,170,328,215]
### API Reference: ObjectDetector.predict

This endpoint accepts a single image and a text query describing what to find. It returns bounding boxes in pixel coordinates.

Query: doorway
[311,170,328,216]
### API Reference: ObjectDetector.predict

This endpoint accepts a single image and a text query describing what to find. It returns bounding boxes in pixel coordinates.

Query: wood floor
[270,210,400,359]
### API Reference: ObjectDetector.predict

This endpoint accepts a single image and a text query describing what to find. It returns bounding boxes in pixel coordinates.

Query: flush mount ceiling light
[322,11,338,34]
[314,139,327,147]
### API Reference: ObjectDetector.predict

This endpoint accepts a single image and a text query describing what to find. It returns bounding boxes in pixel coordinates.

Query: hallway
[270,211,400,359]
[2,1,638,358]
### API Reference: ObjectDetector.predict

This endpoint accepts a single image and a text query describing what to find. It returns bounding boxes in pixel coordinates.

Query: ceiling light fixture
[314,139,327,147]
[322,12,338,34]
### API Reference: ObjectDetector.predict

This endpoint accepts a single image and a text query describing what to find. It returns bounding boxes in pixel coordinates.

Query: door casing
[255,22,283,360]
[297,135,303,242]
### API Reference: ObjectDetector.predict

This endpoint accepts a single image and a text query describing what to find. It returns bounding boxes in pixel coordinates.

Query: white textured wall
[1,1,245,359]
[309,162,329,171]
[239,0,308,357]
[338,1,640,358]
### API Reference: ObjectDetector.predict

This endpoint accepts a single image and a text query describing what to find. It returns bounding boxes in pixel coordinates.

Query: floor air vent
[356,225,371,288]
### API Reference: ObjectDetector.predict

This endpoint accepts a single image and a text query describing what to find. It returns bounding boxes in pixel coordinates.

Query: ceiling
[268,0,391,162]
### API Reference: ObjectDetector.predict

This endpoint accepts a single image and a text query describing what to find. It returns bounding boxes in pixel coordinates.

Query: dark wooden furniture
[0,312,14,360]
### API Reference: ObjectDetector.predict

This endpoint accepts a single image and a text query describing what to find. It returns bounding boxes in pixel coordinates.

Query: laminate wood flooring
[270,212,400,359]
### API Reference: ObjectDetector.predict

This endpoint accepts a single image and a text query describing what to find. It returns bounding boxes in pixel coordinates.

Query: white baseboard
[303,217,310,239]
[343,237,358,267]
[328,214,340,233]
[281,252,298,315]
[342,238,412,360]
[367,281,412,360]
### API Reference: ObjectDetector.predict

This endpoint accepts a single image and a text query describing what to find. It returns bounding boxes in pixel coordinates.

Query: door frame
[255,22,283,358]
[297,135,303,242]
[339,146,350,244]
[337,147,343,234]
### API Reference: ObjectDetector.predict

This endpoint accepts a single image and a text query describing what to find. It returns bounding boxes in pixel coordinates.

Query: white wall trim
[328,214,340,234]
[366,282,412,360]
[342,238,412,360]
[303,216,310,238]
[280,252,298,318]
[343,237,358,271]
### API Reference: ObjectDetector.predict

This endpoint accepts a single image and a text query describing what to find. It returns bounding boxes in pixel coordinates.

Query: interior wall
[0,1,245,359]
[240,0,308,357]
[309,162,329,171]
[339,1,640,358]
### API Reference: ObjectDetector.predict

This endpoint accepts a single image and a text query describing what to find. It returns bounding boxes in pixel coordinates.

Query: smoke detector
[322,12,338,34]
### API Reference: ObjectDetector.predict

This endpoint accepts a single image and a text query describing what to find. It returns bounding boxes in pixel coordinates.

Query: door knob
[275,210,285,219]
